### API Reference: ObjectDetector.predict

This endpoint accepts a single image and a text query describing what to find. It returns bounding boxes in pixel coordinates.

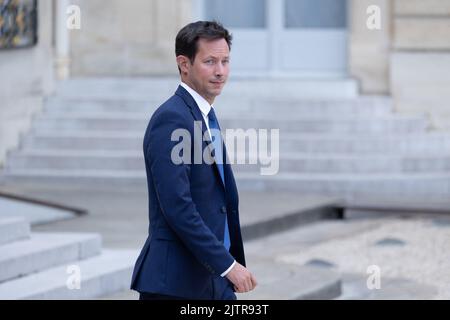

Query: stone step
[0,232,101,283]
[55,77,358,100]
[44,96,392,117]
[236,260,341,300]
[22,131,144,151]
[31,114,428,134]
[0,249,138,299]
[6,151,145,171]
[244,219,383,264]
[278,133,450,154]
[2,170,450,200]
[220,96,391,115]
[233,154,450,174]
[40,110,394,122]
[0,169,147,190]
[21,132,450,154]
[235,172,450,197]
[7,150,450,174]
[0,217,30,246]
[344,197,450,218]
[239,194,342,241]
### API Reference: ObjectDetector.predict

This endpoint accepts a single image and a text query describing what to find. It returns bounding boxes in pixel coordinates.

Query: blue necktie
[207,108,231,251]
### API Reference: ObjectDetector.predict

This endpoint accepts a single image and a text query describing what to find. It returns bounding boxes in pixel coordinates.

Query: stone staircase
[2,77,450,201]
[0,217,137,299]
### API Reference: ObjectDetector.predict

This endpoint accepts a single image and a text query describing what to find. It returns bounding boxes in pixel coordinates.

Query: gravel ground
[278,216,450,299]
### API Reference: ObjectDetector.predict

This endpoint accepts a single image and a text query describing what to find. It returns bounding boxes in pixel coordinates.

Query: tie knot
[207,108,220,131]
[208,108,217,121]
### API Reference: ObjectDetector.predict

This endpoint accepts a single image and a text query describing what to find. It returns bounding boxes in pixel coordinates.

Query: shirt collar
[180,82,212,118]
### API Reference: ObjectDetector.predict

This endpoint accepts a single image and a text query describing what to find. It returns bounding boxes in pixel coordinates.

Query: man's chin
[209,89,223,97]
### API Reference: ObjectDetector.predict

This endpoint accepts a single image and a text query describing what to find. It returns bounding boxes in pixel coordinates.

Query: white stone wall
[0,0,55,167]
[69,0,192,76]
[68,0,393,91]
[391,0,450,130]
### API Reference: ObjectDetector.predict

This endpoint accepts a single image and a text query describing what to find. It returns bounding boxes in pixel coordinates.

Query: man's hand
[225,262,257,293]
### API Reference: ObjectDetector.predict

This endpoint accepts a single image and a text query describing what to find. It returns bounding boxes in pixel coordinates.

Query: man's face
[179,38,230,104]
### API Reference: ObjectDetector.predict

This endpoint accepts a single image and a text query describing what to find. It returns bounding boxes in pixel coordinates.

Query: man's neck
[181,79,214,105]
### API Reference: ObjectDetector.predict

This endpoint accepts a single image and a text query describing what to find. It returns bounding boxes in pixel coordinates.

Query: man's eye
[205,60,214,65]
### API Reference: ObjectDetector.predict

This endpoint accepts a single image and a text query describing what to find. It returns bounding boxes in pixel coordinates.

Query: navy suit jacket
[130,85,246,299]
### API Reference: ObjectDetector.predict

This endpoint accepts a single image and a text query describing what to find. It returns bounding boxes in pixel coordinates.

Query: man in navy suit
[130,21,257,300]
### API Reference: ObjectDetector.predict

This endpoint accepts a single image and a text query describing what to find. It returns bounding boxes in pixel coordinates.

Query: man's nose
[215,63,225,76]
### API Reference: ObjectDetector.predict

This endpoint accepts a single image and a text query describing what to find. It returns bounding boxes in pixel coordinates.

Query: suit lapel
[175,86,226,191]
[175,85,239,210]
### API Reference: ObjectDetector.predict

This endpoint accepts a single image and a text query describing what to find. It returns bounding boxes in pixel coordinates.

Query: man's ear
[176,55,190,75]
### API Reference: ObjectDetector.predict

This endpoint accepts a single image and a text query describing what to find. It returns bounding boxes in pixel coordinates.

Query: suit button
[221,206,227,214]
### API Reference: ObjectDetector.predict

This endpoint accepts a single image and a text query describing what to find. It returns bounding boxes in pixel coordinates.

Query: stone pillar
[349,0,392,94]
[54,0,71,80]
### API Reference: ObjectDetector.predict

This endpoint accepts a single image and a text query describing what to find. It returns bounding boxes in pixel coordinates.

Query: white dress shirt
[180,82,236,278]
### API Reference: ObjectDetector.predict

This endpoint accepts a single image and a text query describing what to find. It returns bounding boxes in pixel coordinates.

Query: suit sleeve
[147,109,235,276]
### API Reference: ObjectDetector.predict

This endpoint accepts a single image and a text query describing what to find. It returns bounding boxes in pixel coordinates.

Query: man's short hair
[175,21,232,69]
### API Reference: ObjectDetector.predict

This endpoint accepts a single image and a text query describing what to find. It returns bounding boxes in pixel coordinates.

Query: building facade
[1,0,450,166]
[67,0,450,128]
